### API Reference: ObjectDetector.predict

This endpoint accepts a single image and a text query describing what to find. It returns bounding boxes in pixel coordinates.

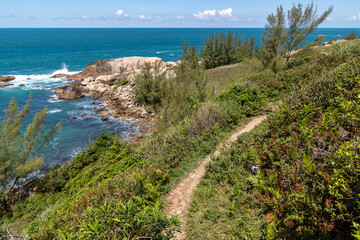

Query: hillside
[2,36,360,239]
[187,40,360,239]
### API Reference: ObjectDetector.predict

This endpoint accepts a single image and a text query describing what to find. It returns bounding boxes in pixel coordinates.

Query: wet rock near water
[52,57,174,122]
[0,75,15,82]
[51,74,70,78]
[57,87,85,100]
[0,82,13,87]
[0,75,15,87]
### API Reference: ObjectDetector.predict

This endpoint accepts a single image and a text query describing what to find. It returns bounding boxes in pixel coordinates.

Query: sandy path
[164,115,267,240]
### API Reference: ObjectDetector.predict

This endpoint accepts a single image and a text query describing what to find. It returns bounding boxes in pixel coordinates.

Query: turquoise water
[0,28,358,166]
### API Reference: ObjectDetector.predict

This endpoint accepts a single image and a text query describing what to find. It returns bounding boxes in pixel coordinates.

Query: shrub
[108,77,128,86]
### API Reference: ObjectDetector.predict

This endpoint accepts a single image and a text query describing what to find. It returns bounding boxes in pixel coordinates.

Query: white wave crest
[51,63,78,76]
[156,51,168,54]
[10,63,79,86]
[48,109,62,114]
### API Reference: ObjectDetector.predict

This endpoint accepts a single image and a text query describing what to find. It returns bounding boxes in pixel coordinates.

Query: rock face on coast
[53,57,179,120]
[0,75,15,87]
[84,57,177,75]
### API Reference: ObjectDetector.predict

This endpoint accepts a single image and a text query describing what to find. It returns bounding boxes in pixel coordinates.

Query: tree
[0,96,62,197]
[261,5,287,63]
[285,2,333,60]
[262,2,333,62]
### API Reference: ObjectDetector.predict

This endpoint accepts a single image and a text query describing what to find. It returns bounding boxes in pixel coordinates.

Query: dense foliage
[0,96,61,213]
[1,58,270,238]
[135,42,207,128]
[187,43,360,239]
[200,30,256,69]
[4,3,360,239]
[261,3,333,65]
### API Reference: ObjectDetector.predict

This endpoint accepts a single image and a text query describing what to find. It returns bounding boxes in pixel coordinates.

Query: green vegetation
[187,40,360,239]
[5,3,360,239]
[261,2,333,65]
[0,96,61,212]
[108,77,128,86]
[135,42,207,128]
[343,30,358,40]
[1,40,271,239]
[201,30,256,69]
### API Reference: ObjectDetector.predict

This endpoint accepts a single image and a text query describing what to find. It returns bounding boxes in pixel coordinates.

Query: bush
[201,30,256,69]
[343,30,358,40]
[108,77,128,86]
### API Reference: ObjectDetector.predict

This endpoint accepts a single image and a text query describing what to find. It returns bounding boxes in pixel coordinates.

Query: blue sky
[1,0,360,28]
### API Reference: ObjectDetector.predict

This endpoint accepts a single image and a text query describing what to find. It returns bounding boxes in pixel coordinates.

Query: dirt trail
[164,115,267,240]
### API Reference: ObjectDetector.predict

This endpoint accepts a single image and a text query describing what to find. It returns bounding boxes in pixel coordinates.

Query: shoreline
[52,57,179,124]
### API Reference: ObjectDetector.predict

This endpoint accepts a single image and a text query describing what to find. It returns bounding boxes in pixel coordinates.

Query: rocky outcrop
[51,74,70,78]
[0,82,13,87]
[57,87,84,100]
[54,57,177,120]
[0,76,15,87]
[0,76,15,82]
[68,57,179,81]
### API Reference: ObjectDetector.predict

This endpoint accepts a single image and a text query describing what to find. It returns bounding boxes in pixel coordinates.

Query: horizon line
[0,27,359,29]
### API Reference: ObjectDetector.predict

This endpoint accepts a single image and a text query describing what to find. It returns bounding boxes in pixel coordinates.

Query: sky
[1,0,360,28]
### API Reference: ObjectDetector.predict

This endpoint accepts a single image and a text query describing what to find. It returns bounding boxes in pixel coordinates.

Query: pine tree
[285,2,333,60]
[262,2,333,63]
[0,96,62,197]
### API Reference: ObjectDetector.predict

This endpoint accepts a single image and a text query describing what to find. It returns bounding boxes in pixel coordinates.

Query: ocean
[0,28,357,166]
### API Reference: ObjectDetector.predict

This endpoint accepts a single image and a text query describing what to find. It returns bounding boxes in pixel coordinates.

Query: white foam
[156,51,168,54]
[48,109,62,114]
[10,63,79,87]
[51,63,78,76]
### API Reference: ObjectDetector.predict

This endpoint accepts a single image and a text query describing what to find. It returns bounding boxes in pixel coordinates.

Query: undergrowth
[187,51,360,239]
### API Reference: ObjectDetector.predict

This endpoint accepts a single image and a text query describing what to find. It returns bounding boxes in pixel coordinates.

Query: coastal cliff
[53,57,179,121]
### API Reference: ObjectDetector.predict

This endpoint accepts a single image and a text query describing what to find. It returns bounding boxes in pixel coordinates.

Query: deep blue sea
[0,28,358,166]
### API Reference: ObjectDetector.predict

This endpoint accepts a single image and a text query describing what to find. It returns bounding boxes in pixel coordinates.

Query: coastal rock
[58,87,84,100]
[99,111,110,117]
[83,57,167,75]
[51,74,70,78]
[54,88,65,95]
[0,76,15,82]
[0,82,13,87]
[19,84,25,87]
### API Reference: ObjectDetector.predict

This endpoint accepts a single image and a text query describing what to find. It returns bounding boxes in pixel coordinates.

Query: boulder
[99,111,109,117]
[0,76,15,82]
[51,74,69,78]
[58,88,84,100]
[0,82,13,87]
[83,57,167,75]
[54,88,65,95]
[19,84,25,87]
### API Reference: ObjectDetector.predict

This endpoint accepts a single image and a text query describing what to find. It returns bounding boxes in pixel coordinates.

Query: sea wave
[10,63,79,86]
[48,109,62,114]
[156,51,169,54]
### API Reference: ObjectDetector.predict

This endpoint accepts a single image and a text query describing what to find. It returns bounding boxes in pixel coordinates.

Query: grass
[205,58,263,98]
[186,45,360,239]
[4,38,359,239]
[0,56,270,238]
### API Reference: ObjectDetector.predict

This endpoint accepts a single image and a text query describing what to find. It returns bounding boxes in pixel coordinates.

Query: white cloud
[193,10,216,20]
[218,8,232,18]
[116,9,129,19]
[99,14,107,20]
[348,13,360,21]
[176,15,185,20]
[139,15,152,20]
[81,15,90,20]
